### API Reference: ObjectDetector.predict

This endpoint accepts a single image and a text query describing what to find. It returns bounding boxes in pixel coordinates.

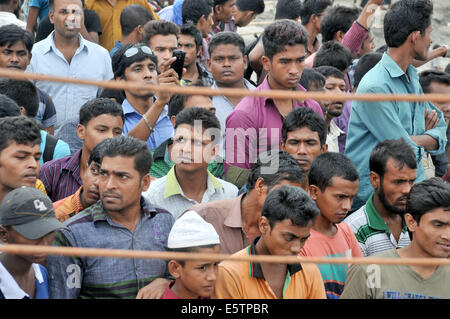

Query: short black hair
[320,5,360,42]
[275,0,303,20]
[309,152,359,192]
[142,19,180,45]
[369,139,417,178]
[314,65,345,81]
[354,52,382,88]
[182,0,213,25]
[175,107,221,144]
[384,0,433,48]
[79,98,124,127]
[0,24,34,53]
[235,0,264,14]
[0,94,21,118]
[0,79,39,118]
[282,107,327,146]
[419,70,450,94]
[180,22,203,50]
[406,177,450,224]
[300,0,333,25]
[168,83,212,118]
[88,138,109,165]
[112,43,158,79]
[247,151,307,192]
[313,41,353,72]
[261,184,320,229]
[100,136,153,177]
[120,4,154,36]
[98,88,125,105]
[0,116,41,154]
[262,19,308,60]
[208,31,245,57]
[299,68,326,91]
[376,44,388,54]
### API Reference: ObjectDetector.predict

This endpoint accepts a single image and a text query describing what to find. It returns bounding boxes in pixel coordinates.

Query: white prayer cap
[167,210,220,249]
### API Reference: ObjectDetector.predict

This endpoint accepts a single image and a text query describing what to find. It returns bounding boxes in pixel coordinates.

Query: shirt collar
[247,236,302,279]
[365,193,408,234]
[381,52,418,81]
[163,166,222,199]
[72,187,85,213]
[329,120,344,138]
[122,99,140,116]
[62,149,82,173]
[212,78,255,90]
[259,76,306,106]
[223,194,245,228]
[90,197,157,224]
[0,262,43,299]
[43,31,87,55]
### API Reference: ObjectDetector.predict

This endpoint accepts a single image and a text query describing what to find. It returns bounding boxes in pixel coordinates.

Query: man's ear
[170,115,177,128]
[258,216,271,235]
[320,143,328,154]
[369,171,380,190]
[140,173,151,193]
[76,123,86,141]
[243,55,248,71]
[254,177,267,196]
[309,184,321,201]
[49,10,55,25]
[404,213,418,233]
[335,30,345,42]
[261,55,271,72]
[280,140,286,151]
[168,260,182,279]
[19,106,27,116]
[0,225,9,244]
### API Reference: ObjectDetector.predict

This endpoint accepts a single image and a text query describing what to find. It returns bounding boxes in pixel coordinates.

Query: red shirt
[160,282,210,299]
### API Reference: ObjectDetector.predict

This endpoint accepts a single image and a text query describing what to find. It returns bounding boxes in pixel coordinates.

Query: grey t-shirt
[341,249,450,299]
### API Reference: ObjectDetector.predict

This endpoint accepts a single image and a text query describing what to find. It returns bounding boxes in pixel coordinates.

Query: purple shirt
[39,149,82,202]
[225,76,323,171]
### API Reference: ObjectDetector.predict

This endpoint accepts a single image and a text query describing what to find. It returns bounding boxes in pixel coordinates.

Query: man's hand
[156,68,180,106]
[136,278,172,299]
[424,108,439,131]
[158,56,177,74]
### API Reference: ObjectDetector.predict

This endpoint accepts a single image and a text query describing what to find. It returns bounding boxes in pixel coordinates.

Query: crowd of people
[0,0,449,300]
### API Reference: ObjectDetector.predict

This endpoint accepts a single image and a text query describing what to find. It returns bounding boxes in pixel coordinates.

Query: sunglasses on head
[123,45,153,58]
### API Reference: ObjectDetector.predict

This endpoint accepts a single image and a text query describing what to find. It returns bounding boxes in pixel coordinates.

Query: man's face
[215,0,235,23]
[323,76,346,118]
[260,217,313,256]
[263,44,306,90]
[281,126,326,173]
[171,245,220,298]
[428,82,450,123]
[308,80,327,114]
[148,34,178,66]
[171,123,218,173]
[198,10,214,38]
[0,41,31,70]
[0,142,41,192]
[406,208,450,258]
[310,176,359,224]
[233,9,257,27]
[49,0,84,40]
[373,158,417,215]
[77,114,123,153]
[81,161,101,207]
[99,155,149,213]
[413,25,433,62]
[178,34,200,68]
[208,43,247,87]
[121,58,158,98]
[357,31,375,58]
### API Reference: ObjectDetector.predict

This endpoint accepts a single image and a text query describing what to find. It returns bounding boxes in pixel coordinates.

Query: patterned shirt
[39,149,82,202]
[46,197,174,299]
[344,193,411,257]
[143,166,238,220]
[53,186,84,223]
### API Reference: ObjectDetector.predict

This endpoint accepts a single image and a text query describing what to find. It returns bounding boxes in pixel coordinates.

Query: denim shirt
[46,197,174,299]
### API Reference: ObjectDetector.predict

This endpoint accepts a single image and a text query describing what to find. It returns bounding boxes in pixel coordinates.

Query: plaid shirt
[39,149,82,202]
[47,197,174,299]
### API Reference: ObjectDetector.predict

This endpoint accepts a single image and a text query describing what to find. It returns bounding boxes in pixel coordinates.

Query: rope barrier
[0,244,449,267]
[1,68,450,103]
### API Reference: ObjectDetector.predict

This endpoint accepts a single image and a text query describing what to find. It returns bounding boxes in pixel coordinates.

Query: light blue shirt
[345,53,447,210]
[39,130,71,166]
[121,99,174,150]
[27,32,114,130]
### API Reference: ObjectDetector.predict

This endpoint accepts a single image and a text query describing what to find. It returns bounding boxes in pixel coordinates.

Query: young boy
[162,210,221,299]
[300,152,363,299]
[0,187,65,299]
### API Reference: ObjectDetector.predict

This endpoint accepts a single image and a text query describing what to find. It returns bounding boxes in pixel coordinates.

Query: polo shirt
[345,53,447,210]
[344,193,411,257]
[0,262,49,299]
[143,166,238,220]
[225,76,323,171]
[47,197,174,299]
[189,194,250,255]
[54,186,84,223]
[121,99,174,151]
[214,236,326,299]
[39,149,82,202]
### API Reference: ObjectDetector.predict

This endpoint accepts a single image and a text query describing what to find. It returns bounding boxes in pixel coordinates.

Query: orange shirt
[35,179,47,195]
[85,0,159,51]
[54,187,84,223]
[214,237,326,299]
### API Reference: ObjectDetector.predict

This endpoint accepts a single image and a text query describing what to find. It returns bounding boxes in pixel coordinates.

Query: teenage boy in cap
[162,210,221,299]
[0,187,66,299]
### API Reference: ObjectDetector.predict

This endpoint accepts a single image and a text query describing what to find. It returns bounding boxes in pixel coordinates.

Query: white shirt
[0,262,43,299]
[326,120,344,153]
[27,31,114,129]
[0,12,26,29]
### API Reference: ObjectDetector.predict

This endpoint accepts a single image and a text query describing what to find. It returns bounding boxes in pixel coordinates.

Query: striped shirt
[39,149,82,202]
[344,193,411,257]
[46,197,174,299]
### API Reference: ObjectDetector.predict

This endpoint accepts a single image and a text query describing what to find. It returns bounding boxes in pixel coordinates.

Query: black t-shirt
[35,9,102,42]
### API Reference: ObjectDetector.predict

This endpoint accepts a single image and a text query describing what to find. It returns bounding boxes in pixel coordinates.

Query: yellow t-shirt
[85,0,159,51]
[35,179,47,195]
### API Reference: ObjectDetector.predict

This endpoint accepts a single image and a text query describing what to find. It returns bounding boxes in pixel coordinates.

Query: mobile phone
[171,50,186,80]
